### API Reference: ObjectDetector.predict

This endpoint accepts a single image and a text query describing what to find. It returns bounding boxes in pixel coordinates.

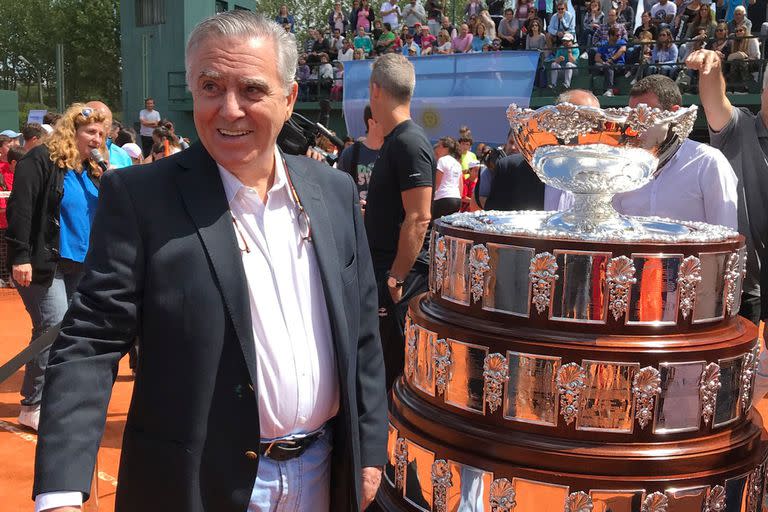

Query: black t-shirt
[484,154,545,211]
[365,120,435,272]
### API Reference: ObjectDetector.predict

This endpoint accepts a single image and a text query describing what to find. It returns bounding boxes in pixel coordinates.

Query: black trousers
[375,266,430,391]
[739,293,761,326]
[140,135,154,158]
[432,197,461,220]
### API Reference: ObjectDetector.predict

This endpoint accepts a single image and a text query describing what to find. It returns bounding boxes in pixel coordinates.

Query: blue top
[548,11,575,36]
[107,140,133,169]
[472,35,493,52]
[724,0,746,22]
[59,168,99,263]
[598,38,628,65]
[652,43,678,64]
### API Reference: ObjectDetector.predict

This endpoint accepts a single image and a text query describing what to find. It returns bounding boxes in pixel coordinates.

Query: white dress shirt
[544,185,574,211]
[612,139,739,229]
[35,147,339,512]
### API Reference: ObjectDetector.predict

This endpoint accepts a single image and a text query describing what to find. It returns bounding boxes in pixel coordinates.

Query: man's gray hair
[370,54,415,103]
[185,11,298,95]
[557,89,600,107]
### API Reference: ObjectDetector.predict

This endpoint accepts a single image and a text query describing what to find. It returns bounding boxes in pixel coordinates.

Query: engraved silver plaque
[442,236,472,305]
[653,361,705,434]
[446,461,492,512]
[713,355,745,428]
[664,486,709,512]
[513,478,570,511]
[412,324,437,397]
[385,423,398,487]
[445,340,488,414]
[482,243,534,317]
[626,254,683,325]
[550,250,610,323]
[692,252,729,323]
[576,361,639,433]
[404,441,435,511]
[724,473,750,512]
[504,351,561,426]
[590,489,646,512]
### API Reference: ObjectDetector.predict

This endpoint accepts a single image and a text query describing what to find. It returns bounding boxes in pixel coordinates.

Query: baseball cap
[414,22,422,27]
[121,143,143,159]
[467,160,482,168]
[1,129,21,138]
[41,124,54,134]
[561,32,574,41]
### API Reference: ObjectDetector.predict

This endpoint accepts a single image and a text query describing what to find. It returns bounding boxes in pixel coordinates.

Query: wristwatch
[387,274,405,289]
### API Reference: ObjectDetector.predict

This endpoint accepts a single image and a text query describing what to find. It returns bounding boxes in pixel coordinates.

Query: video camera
[277,111,345,166]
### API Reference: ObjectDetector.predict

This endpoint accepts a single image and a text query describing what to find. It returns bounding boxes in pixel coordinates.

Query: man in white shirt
[650,0,677,27]
[613,75,738,230]
[138,97,161,158]
[33,11,387,512]
[380,0,401,30]
[402,0,427,29]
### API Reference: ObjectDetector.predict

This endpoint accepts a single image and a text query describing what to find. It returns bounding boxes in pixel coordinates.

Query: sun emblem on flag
[421,109,440,129]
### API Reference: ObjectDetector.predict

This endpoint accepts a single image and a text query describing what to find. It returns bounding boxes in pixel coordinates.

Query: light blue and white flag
[342,51,540,146]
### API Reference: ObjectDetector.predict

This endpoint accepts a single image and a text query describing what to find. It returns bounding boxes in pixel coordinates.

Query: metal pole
[37,70,43,105]
[56,44,65,112]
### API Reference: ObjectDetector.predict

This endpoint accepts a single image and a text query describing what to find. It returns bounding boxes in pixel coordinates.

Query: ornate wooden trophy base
[377,219,767,512]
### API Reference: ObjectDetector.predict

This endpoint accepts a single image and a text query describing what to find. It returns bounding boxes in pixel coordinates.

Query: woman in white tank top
[432,136,463,219]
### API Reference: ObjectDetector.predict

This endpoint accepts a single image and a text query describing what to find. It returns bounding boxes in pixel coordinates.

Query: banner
[343,51,540,146]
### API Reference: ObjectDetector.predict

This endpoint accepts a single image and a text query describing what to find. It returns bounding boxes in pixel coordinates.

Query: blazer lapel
[284,155,350,372]
[174,143,258,385]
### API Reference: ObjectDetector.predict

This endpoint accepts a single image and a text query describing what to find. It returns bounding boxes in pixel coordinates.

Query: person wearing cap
[419,24,437,53]
[550,32,580,88]
[5,104,109,433]
[401,32,422,55]
[402,0,427,31]
[121,142,144,165]
[1,129,22,149]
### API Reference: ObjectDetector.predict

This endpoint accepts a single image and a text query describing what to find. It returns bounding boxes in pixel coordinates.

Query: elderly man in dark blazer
[32,11,387,512]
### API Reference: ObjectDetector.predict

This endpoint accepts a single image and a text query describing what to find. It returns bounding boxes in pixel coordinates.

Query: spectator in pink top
[452,23,474,52]
[420,24,438,53]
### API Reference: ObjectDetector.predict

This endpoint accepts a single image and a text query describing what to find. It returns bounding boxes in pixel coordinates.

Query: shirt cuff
[35,491,83,512]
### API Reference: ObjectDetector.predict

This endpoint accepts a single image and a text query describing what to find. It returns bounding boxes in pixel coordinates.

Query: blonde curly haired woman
[5,102,108,431]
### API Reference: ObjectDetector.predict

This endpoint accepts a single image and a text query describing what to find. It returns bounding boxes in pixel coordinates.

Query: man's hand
[304,147,326,162]
[685,49,722,75]
[360,466,382,510]
[12,263,32,287]
[388,281,403,304]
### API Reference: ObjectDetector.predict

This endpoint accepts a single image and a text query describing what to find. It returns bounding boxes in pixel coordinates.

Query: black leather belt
[259,430,323,462]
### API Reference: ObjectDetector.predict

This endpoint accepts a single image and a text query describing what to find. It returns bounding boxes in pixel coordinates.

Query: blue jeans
[15,259,84,406]
[248,427,333,511]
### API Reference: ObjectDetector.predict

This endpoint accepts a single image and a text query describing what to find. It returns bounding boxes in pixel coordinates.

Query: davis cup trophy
[377,103,768,512]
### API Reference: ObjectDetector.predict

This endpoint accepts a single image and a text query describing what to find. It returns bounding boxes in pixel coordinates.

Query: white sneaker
[603,89,614,97]
[624,70,633,78]
[630,78,637,85]
[18,404,40,431]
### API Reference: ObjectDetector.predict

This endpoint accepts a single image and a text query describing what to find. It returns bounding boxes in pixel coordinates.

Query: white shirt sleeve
[698,147,739,230]
[35,491,83,511]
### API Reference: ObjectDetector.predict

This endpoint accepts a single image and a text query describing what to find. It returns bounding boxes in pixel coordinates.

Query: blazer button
[245,450,258,461]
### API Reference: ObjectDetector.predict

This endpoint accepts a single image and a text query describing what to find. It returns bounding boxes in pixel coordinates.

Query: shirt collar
[217,146,288,206]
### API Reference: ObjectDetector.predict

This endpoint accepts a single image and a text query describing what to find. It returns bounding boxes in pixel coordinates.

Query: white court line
[0,419,119,487]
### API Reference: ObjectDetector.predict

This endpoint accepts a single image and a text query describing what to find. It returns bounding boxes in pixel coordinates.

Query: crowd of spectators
[282,0,766,101]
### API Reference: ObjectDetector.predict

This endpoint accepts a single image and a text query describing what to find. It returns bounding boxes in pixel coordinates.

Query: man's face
[460,24,469,35]
[556,4,565,16]
[504,10,514,20]
[629,92,661,109]
[145,99,154,111]
[459,140,471,153]
[442,16,450,26]
[358,27,365,36]
[735,10,744,21]
[607,10,617,23]
[334,29,341,38]
[189,36,298,175]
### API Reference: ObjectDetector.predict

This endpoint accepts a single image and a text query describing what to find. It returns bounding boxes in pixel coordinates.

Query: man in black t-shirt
[337,105,384,207]
[365,53,435,390]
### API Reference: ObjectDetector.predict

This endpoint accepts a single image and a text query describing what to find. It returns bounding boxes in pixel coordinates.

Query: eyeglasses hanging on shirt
[230,157,312,254]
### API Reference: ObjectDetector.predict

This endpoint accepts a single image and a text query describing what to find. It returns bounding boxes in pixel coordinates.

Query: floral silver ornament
[641,492,668,512]
[607,256,637,321]
[565,491,593,512]
[704,485,726,512]
[748,466,762,512]
[557,363,587,425]
[724,252,741,316]
[633,366,661,430]
[521,102,602,142]
[434,339,452,396]
[484,353,510,413]
[741,347,758,412]
[469,244,491,304]
[433,235,447,294]
[700,363,721,426]
[405,324,417,380]
[490,478,516,512]
[431,459,452,512]
[530,252,559,314]
[394,438,408,491]
[677,256,702,320]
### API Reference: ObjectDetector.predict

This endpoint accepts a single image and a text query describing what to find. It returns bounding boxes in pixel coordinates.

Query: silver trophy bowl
[507,102,698,236]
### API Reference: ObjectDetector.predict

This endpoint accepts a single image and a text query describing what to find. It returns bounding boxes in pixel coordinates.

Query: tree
[256,0,340,43]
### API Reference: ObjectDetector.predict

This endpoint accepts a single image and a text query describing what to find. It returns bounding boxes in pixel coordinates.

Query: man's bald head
[557,89,600,108]
[86,100,113,127]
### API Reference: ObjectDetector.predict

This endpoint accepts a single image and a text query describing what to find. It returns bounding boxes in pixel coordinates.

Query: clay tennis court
[1,289,767,511]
